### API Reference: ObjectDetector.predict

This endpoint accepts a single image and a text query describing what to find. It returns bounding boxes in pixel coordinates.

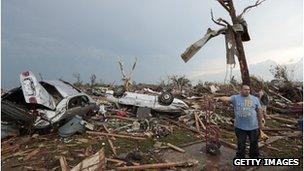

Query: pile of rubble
[1,71,303,170]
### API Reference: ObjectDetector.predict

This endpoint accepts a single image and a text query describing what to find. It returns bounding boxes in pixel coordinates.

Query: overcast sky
[1,0,303,89]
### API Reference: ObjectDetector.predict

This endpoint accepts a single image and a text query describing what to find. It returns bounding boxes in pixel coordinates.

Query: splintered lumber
[287,131,302,138]
[194,113,201,133]
[103,124,116,140]
[70,148,105,171]
[263,128,295,132]
[24,148,40,161]
[258,136,284,149]
[86,131,146,140]
[115,160,198,170]
[164,118,199,133]
[59,156,70,171]
[269,115,297,125]
[197,115,206,130]
[166,143,185,153]
[108,139,117,156]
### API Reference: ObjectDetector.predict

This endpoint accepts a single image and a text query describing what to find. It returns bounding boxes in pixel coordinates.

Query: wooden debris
[108,139,117,156]
[194,113,201,133]
[219,139,237,150]
[71,150,105,171]
[166,143,185,153]
[269,115,297,125]
[164,118,199,133]
[258,136,284,149]
[197,115,206,130]
[24,148,40,161]
[86,131,146,140]
[102,124,116,140]
[59,156,70,171]
[263,128,295,132]
[115,160,198,170]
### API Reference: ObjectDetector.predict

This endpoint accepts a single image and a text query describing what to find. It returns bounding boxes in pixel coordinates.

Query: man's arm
[217,96,232,103]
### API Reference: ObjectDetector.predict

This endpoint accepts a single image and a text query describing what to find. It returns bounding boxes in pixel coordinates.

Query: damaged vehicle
[1,71,99,130]
[105,86,189,114]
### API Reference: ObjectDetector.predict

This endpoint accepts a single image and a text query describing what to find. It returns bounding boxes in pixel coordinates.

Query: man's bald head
[241,84,250,97]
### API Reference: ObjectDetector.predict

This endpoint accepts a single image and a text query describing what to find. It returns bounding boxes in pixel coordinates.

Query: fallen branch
[167,143,185,153]
[86,131,146,140]
[108,139,117,156]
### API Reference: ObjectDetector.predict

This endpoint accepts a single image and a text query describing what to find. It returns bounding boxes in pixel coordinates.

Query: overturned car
[105,86,189,114]
[1,71,99,130]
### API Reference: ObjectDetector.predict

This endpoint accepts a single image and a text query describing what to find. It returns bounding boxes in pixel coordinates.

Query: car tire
[158,91,174,106]
[113,86,126,98]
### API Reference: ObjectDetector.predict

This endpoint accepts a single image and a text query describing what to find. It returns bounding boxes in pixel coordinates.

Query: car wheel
[113,86,126,98]
[158,91,174,105]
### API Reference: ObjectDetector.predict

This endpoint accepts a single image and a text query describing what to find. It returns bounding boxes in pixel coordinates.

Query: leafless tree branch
[211,9,226,26]
[211,9,231,27]
[237,0,266,19]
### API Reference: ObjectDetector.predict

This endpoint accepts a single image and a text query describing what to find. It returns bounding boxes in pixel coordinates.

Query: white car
[105,86,189,113]
[1,71,99,129]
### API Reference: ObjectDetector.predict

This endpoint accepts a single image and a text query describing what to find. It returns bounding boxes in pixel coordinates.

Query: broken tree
[118,57,137,91]
[181,0,265,85]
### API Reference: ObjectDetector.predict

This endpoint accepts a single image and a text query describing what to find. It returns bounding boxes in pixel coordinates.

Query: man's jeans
[235,127,260,158]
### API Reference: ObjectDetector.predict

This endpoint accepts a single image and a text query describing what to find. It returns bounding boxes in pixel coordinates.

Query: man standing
[217,85,264,158]
[258,89,269,119]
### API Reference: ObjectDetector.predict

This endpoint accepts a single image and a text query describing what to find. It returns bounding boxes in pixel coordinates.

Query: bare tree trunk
[227,0,251,85]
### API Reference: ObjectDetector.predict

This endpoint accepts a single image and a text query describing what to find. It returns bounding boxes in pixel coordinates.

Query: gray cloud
[1,0,303,89]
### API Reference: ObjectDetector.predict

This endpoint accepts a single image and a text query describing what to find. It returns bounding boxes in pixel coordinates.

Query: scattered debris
[1,70,302,170]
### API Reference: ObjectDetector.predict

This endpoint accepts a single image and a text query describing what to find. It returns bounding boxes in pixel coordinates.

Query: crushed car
[1,71,99,133]
[105,86,189,114]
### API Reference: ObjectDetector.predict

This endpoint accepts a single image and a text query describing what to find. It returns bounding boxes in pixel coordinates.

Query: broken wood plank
[164,118,199,133]
[166,143,185,153]
[86,131,146,140]
[115,160,198,170]
[24,148,40,161]
[70,148,105,171]
[102,124,116,140]
[194,113,201,133]
[197,115,206,130]
[59,156,70,171]
[108,139,117,156]
[258,136,284,149]
[263,128,295,132]
[219,139,237,150]
[269,115,297,125]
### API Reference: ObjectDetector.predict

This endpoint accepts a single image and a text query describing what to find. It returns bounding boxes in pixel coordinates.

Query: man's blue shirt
[230,94,261,130]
